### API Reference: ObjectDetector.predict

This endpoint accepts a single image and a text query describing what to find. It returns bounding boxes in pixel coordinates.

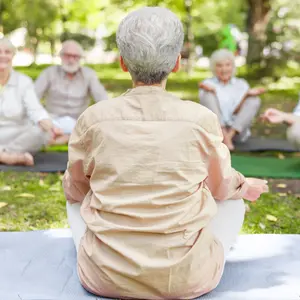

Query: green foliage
[0,0,22,34]
[60,32,95,50]
[260,0,300,76]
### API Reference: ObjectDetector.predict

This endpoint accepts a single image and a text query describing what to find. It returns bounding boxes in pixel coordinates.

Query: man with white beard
[35,40,108,144]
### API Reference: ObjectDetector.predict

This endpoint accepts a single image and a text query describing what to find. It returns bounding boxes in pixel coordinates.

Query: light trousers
[0,123,48,154]
[287,121,300,150]
[200,91,261,142]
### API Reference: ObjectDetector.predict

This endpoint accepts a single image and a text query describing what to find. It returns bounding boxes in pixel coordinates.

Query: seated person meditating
[0,38,62,166]
[35,40,108,144]
[199,49,266,150]
[63,8,268,300]
[262,100,300,150]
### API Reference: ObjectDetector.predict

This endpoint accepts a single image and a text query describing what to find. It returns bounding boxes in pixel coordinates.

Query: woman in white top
[262,101,300,150]
[0,38,62,166]
[199,49,266,150]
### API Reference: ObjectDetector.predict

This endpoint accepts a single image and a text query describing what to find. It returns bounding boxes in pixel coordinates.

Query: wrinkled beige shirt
[63,86,247,299]
[35,65,108,119]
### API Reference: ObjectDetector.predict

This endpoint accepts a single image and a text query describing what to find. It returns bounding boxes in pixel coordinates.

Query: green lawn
[1,63,300,233]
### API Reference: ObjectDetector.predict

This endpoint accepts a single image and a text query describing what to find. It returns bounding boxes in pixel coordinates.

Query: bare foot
[223,135,235,151]
[222,128,235,151]
[23,152,34,166]
[0,151,34,166]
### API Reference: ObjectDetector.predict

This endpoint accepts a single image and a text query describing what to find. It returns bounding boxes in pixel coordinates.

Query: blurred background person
[35,40,108,144]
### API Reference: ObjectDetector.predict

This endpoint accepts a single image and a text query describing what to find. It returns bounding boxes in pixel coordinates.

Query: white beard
[61,63,80,74]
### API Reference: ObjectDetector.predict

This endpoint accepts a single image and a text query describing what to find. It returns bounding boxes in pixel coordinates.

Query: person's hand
[39,119,53,132]
[243,178,269,202]
[247,87,266,97]
[39,119,64,142]
[50,126,64,140]
[261,108,286,124]
[198,83,216,94]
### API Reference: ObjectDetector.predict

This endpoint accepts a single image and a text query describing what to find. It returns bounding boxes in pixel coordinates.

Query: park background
[0,0,299,234]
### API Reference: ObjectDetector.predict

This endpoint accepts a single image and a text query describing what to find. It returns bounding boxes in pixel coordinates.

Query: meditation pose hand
[262,108,296,125]
[198,82,216,94]
[39,119,64,144]
[247,87,266,97]
[243,178,269,202]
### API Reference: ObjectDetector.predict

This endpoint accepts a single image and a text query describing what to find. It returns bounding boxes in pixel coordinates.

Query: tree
[0,0,22,35]
[259,0,300,76]
[246,0,271,64]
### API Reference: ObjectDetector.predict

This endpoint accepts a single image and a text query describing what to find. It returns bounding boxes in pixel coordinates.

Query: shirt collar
[123,85,166,96]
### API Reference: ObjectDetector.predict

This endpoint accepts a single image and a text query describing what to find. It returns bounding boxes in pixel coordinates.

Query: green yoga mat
[231,155,300,178]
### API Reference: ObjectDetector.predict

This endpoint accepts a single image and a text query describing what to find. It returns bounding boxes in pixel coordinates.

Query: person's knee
[223,199,245,215]
[31,125,48,140]
[287,123,300,149]
[246,96,261,110]
[200,91,217,104]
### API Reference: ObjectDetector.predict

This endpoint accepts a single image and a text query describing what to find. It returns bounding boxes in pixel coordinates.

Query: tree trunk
[184,0,194,75]
[246,0,271,65]
[50,38,56,64]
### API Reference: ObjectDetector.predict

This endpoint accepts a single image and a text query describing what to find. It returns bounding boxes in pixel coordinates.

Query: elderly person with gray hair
[35,40,108,144]
[199,49,266,150]
[0,37,62,166]
[63,7,268,299]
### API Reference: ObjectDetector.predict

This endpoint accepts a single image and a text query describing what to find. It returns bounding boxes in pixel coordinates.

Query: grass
[1,63,300,234]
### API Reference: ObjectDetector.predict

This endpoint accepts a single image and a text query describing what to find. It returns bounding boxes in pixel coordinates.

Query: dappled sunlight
[268,76,300,91]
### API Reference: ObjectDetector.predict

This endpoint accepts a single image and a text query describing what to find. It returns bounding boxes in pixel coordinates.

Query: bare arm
[204,114,249,200]
[261,108,300,125]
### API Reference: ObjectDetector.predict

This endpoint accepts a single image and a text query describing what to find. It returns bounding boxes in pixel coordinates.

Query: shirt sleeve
[23,80,50,124]
[63,115,94,204]
[239,78,250,93]
[34,68,51,99]
[202,113,249,200]
[88,70,108,102]
[198,78,215,99]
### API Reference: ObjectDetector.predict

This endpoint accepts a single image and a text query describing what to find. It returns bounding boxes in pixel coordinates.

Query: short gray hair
[59,40,84,56]
[116,7,184,84]
[210,49,236,76]
[0,37,16,54]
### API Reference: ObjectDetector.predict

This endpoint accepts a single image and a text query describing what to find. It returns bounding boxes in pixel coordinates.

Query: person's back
[63,7,268,300]
[71,87,226,298]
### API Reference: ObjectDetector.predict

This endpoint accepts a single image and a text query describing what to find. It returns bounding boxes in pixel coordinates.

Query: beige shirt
[35,65,108,119]
[63,86,248,299]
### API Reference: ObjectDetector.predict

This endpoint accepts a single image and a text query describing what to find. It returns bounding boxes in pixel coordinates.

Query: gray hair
[0,37,16,54]
[116,7,184,84]
[59,40,84,56]
[210,49,236,76]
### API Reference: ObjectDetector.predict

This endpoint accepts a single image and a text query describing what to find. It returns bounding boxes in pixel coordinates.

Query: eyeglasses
[62,53,81,60]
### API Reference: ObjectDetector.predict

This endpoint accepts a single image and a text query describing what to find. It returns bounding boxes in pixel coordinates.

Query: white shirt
[199,77,249,125]
[293,99,300,116]
[0,70,49,127]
